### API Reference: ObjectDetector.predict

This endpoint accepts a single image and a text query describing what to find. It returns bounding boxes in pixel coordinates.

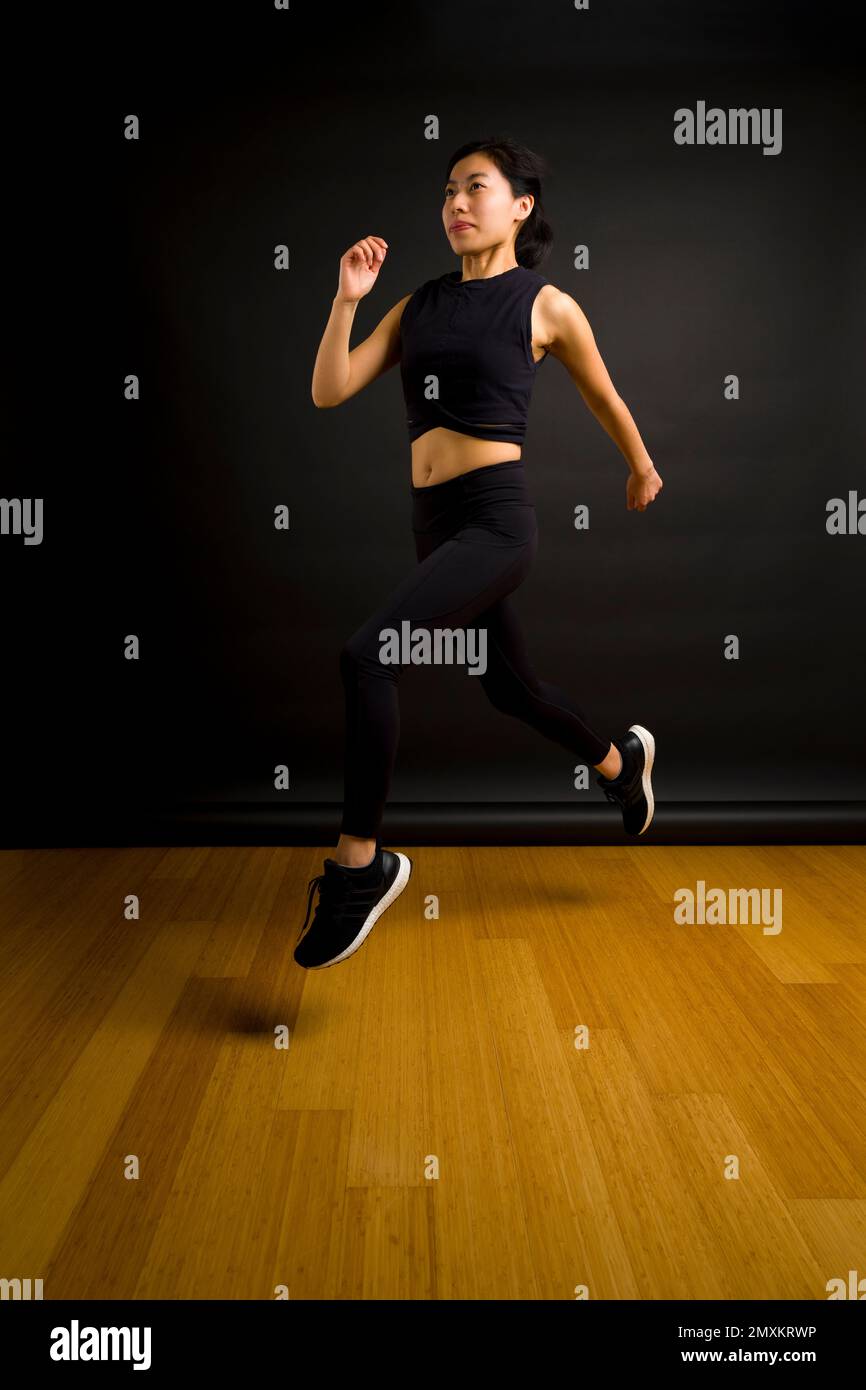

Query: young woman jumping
[295,134,663,970]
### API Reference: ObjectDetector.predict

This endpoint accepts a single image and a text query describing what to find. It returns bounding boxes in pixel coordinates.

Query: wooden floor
[1,842,864,1300]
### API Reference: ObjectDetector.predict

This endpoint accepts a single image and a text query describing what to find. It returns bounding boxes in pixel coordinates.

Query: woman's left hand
[627,464,663,511]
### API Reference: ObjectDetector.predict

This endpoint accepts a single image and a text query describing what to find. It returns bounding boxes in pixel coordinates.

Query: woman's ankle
[594,743,623,780]
[334,834,377,868]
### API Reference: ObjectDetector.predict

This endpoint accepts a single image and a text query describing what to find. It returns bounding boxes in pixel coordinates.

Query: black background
[4,0,865,835]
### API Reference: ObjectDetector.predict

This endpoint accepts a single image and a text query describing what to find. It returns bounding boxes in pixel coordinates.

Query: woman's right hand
[336,235,389,303]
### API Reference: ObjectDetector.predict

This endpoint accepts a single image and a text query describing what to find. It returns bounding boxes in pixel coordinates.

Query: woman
[296,135,663,970]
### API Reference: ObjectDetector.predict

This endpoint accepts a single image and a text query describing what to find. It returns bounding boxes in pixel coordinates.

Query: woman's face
[442,154,533,254]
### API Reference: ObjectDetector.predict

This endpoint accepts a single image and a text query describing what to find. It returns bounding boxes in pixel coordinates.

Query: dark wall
[4,0,865,835]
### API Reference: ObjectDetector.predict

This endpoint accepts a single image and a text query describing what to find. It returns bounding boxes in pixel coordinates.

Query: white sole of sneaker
[628,724,655,833]
[308,851,413,969]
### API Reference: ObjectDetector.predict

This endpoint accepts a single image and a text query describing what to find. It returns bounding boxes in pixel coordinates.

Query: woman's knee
[340,624,397,683]
[339,629,366,681]
[480,669,535,716]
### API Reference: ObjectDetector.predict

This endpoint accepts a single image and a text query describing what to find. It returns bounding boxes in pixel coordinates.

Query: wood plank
[0,842,863,1298]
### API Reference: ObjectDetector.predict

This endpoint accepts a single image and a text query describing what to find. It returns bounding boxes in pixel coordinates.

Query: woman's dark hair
[444,134,553,270]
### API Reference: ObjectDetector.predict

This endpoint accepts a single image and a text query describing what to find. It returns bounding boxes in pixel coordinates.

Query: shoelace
[297,870,350,942]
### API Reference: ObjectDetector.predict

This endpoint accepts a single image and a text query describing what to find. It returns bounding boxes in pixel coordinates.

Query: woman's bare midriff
[411,428,522,488]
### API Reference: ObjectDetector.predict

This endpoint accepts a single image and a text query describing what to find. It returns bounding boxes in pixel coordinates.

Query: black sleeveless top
[398,264,550,445]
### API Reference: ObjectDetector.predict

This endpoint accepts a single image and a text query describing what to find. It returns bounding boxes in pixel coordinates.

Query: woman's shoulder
[398,272,451,322]
[519,264,555,290]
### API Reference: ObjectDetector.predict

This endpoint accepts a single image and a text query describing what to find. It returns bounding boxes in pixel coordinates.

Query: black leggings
[339,459,612,839]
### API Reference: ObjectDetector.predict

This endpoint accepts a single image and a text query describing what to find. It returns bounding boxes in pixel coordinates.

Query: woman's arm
[312,234,410,407]
[312,293,411,407]
[538,287,664,510]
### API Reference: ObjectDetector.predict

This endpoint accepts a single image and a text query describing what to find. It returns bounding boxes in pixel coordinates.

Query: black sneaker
[293,845,413,969]
[596,724,655,835]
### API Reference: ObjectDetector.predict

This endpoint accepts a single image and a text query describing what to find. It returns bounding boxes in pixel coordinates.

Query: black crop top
[398,264,550,445]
